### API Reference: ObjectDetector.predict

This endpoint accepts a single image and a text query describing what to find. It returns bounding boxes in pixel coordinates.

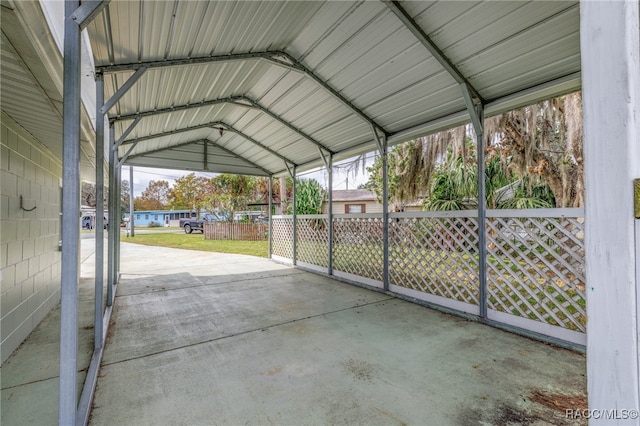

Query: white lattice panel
[389,216,479,305]
[271,217,293,260]
[486,216,586,332]
[297,217,329,268]
[332,216,384,282]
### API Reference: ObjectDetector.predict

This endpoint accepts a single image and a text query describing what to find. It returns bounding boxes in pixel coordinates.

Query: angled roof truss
[83,1,580,177]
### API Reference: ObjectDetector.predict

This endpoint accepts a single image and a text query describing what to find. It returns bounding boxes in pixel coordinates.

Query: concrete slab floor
[90,243,587,426]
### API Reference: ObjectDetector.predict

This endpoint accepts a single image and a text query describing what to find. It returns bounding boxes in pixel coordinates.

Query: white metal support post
[59,1,81,423]
[107,123,115,305]
[115,164,121,279]
[372,127,389,290]
[292,166,297,266]
[268,175,273,258]
[129,166,134,237]
[328,154,334,275]
[581,0,640,420]
[461,84,487,319]
[94,73,104,349]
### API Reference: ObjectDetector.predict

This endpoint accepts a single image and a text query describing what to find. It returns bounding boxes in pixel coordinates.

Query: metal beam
[96,51,279,73]
[71,0,110,30]
[115,164,121,281]
[117,142,138,168]
[268,176,273,259]
[327,154,334,275]
[461,84,487,319]
[113,116,141,150]
[100,66,147,115]
[127,140,208,159]
[94,74,104,351]
[60,1,81,423]
[121,121,294,168]
[461,84,483,136]
[384,1,484,103]
[292,166,297,266]
[373,129,390,292]
[110,96,244,122]
[205,139,272,176]
[107,123,115,306]
[119,121,217,145]
[241,97,334,155]
[223,125,297,167]
[126,139,272,176]
[203,140,208,170]
[318,147,329,169]
[97,50,387,136]
[111,95,334,155]
[283,161,294,179]
[264,52,389,137]
[129,166,134,237]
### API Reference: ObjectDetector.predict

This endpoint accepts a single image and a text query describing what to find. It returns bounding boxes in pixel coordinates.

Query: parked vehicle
[232,211,264,222]
[179,213,218,234]
[82,215,108,230]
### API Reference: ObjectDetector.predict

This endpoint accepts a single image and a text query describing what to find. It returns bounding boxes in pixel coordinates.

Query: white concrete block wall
[1,112,62,364]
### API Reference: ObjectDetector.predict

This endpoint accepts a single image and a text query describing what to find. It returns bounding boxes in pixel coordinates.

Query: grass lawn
[125,233,268,258]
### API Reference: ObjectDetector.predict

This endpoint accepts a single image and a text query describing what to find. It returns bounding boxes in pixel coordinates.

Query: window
[345,204,365,214]
[136,214,140,220]
[154,215,158,220]
[145,214,149,220]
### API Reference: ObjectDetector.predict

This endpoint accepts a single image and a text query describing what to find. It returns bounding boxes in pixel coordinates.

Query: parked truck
[179,213,218,234]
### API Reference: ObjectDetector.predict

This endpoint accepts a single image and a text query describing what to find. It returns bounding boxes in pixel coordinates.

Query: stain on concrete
[343,358,374,382]
[261,366,283,377]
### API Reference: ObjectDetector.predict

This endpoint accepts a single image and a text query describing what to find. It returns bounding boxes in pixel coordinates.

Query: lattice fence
[486,210,586,332]
[296,215,329,268]
[268,208,586,343]
[389,212,479,306]
[332,215,384,282]
[271,216,293,260]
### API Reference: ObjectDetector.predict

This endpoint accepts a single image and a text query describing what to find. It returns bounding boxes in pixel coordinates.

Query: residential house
[322,189,382,214]
[125,209,196,227]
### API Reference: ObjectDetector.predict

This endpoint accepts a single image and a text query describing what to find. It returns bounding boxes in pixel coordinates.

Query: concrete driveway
[90,244,586,425]
[1,240,587,425]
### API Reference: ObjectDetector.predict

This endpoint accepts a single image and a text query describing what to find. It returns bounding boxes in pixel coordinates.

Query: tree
[488,92,584,207]
[203,174,257,221]
[120,180,130,212]
[282,178,326,215]
[362,91,584,210]
[81,182,97,207]
[169,173,211,217]
[135,180,171,210]
[422,155,554,211]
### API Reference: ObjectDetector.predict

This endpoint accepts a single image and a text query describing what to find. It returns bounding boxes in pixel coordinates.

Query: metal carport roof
[85,0,581,177]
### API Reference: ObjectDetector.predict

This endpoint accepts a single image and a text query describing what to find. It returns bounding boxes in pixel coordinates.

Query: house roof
[329,189,378,202]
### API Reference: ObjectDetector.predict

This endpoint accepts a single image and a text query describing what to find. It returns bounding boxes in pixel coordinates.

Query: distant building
[125,209,196,227]
[322,189,382,214]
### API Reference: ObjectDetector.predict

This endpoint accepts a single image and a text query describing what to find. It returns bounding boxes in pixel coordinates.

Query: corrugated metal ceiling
[85,0,581,177]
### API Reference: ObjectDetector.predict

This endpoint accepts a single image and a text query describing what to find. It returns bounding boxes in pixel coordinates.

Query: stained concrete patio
[1,238,587,425]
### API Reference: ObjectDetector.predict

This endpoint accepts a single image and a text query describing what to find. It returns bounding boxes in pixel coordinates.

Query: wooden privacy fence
[204,222,268,241]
